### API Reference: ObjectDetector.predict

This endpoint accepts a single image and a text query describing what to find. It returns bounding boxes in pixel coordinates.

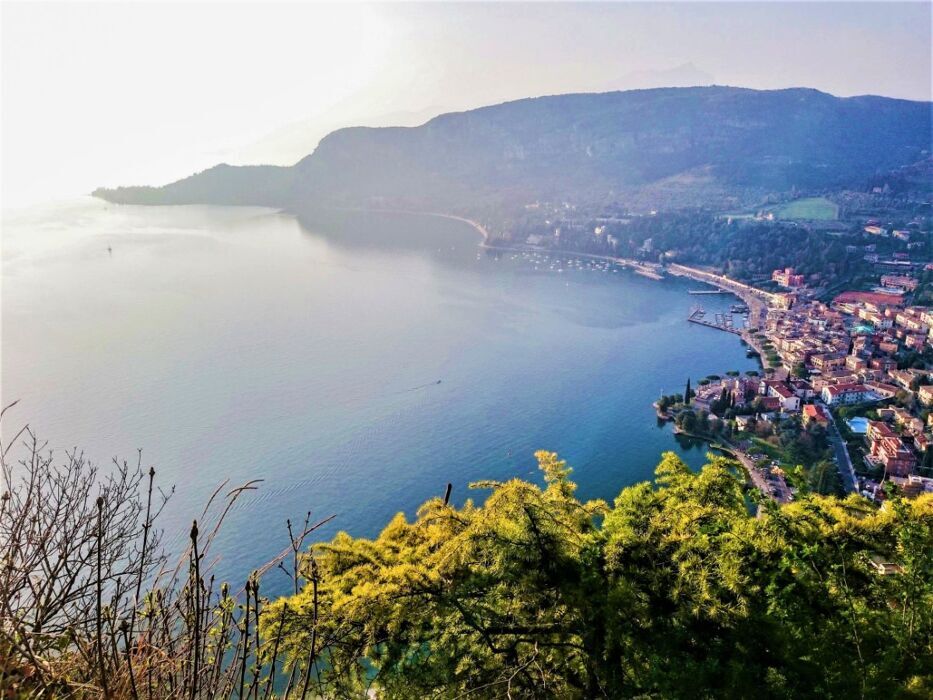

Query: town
[480,187,933,507]
[660,256,933,507]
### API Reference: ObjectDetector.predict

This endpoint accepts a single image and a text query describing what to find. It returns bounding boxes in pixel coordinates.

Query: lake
[1,198,758,592]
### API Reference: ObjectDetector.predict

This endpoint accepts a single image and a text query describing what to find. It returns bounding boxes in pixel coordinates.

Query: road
[667,263,780,309]
[734,449,793,505]
[713,442,793,505]
[824,408,859,494]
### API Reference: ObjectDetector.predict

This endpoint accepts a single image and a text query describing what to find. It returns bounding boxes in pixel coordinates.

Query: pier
[687,306,742,335]
[688,288,729,295]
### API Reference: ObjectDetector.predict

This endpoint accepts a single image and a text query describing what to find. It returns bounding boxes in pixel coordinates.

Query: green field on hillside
[771,197,839,220]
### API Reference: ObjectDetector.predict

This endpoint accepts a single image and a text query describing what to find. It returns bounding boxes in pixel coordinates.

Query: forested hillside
[94,87,932,214]
[268,451,932,698]
[5,439,929,698]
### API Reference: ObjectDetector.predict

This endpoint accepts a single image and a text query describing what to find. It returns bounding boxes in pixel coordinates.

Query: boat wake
[397,379,443,394]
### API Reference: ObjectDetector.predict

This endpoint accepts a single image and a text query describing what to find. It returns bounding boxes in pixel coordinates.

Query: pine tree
[269,451,933,699]
[684,378,692,405]
[922,447,933,475]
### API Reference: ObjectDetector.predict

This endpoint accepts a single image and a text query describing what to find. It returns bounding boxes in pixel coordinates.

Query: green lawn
[770,197,839,221]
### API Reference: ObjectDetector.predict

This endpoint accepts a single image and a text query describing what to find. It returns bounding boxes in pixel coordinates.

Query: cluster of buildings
[692,374,809,418]
[863,220,916,242]
[880,274,919,292]
[690,264,933,498]
[771,267,806,288]
[750,275,933,492]
[866,419,917,476]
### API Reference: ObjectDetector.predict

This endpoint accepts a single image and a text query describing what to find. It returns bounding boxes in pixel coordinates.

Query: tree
[712,386,730,415]
[269,451,611,697]
[684,378,692,405]
[6,421,932,699]
[678,409,699,433]
[270,452,933,699]
[0,415,329,700]
[807,459,844,496]
[922,447,933,476]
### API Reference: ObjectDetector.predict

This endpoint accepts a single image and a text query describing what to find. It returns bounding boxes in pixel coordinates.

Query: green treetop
[265,451,933,698]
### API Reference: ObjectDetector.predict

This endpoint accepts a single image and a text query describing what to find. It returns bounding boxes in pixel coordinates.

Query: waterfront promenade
[668,263,772,327]
[667,263,780,306]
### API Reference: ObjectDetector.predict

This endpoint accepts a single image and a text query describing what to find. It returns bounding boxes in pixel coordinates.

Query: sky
[2,1,931,209]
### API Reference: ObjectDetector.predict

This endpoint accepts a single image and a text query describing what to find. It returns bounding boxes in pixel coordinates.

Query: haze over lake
[2,200,756,590]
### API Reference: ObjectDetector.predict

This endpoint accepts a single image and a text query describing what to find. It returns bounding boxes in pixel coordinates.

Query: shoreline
[305,205,492,242]
[304,206,764,301]
[302,205,781,493]
[666,263,777,375]
[315,205,667,278]
[459,218,775,375]
[479,241,666,279]
[476,243,773,360]
[314,205,774,374]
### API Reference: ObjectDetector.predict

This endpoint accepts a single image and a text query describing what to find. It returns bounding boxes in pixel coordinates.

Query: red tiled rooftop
[834,291,905,307]
[824,382,868,396]
[803,404,830,421]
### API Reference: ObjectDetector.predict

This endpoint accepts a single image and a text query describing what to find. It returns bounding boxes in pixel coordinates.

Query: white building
[820,383,875,406]
[768,383,801,413]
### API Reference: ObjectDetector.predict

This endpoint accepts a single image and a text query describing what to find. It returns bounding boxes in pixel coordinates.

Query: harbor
[687,305,744,335]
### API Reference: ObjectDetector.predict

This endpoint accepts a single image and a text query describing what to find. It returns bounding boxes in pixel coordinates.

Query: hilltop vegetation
[269,451,932,698]
[3,431,931,699]
[94,87,932,215]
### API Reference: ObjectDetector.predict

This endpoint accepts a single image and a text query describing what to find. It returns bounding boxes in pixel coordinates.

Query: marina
[688,305,743,335]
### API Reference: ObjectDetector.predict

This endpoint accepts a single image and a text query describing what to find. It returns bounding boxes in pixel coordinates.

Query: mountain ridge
[94,86,933,213]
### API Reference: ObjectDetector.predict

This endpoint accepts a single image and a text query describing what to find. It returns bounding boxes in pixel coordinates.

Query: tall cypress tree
[922,447,933,475]
[684,378,691,405]
[716,387,728,414]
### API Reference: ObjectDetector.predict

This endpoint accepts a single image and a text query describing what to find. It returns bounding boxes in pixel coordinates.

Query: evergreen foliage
[269,451,933,698]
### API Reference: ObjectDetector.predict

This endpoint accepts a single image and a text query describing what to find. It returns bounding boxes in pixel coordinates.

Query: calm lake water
[2,198,757,591]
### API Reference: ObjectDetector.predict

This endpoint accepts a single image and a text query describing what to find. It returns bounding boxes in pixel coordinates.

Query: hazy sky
[2,2,931,208]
